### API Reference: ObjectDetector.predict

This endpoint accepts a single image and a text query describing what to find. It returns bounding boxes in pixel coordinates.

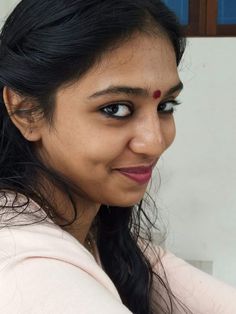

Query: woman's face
[37,33,182,207]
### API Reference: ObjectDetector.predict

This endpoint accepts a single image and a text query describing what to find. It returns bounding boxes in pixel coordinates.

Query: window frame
[177,0,236,37]
[206,0,236,36]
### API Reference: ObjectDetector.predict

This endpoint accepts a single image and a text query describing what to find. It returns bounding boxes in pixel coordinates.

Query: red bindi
[153,90,161,99]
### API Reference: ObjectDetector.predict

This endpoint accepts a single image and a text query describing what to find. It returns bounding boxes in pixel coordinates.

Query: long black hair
[0,1,187,313]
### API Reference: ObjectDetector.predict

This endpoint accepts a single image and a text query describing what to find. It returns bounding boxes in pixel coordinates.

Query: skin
[4,32,183,247]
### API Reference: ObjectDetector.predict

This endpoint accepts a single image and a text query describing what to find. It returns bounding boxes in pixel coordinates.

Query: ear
[3,87,43,142]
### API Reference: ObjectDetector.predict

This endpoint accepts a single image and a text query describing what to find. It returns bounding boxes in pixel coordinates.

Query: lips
[117,170,152,184]
[116,161,157,173]
[114,162,156,184]
[115,165,153,174]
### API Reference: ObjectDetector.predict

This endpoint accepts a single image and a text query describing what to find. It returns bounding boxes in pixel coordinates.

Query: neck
[46,186,100,245]
[63,205,99,245]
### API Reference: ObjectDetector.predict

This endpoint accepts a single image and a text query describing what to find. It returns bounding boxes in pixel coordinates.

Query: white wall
[1,1,236,286]
[150,38,236,286]
[0,0,19,26]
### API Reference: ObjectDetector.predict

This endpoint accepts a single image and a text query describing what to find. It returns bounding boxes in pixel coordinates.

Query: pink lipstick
[115,165,154,184]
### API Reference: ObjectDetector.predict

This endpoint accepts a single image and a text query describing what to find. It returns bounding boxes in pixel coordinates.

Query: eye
[100,102,132,119]
[158,100,181,114]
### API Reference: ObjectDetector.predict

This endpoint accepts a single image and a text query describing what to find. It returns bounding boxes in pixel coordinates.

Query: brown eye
[100,103,132,118]
[158,100,181,114]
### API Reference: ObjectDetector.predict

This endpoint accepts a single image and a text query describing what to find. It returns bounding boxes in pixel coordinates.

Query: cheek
[67,125,127,167]
[161,117,176,148]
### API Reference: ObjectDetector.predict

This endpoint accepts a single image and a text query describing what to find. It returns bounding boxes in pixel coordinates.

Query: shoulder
[0,191,131,314]
[139,240,236,314]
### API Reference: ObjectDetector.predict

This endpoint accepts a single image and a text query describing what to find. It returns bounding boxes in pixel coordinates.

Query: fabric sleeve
[0,256,132,314]
[143,243,236,314]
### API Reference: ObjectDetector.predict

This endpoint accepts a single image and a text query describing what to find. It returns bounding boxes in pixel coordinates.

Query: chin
[107,195,144,208]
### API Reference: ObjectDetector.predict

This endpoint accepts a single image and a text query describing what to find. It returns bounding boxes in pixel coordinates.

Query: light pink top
[0,192,236,313]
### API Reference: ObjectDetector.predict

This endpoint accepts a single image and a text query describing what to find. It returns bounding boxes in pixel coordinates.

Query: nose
[128,113,166,158]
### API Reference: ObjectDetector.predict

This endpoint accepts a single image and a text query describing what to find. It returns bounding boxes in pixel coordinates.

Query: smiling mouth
[114,160,157,172]
[115,167,153,184]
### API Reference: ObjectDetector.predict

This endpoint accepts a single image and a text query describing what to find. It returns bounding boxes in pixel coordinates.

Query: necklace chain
[85,235,94,255]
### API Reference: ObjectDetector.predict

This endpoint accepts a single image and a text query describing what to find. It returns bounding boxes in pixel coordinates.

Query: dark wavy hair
[0,1,187,313]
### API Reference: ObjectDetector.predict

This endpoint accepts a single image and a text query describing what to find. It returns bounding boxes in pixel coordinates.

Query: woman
[0,0,235,313]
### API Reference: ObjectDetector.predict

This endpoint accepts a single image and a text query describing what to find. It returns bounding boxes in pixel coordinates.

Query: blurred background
[0,1,236,286]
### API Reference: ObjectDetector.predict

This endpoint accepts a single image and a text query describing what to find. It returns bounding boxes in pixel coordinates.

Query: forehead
[59,33,180,100]
[86,33,179,89]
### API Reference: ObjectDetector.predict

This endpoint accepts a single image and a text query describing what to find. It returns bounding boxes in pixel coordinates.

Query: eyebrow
[88,81,183,99]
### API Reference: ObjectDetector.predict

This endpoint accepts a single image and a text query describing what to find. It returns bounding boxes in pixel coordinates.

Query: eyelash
[99,100,181,119]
